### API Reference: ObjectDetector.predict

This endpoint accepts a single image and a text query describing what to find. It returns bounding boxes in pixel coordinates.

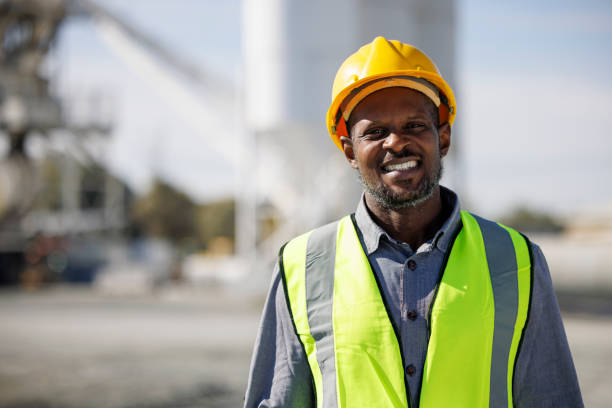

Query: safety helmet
[326,36,456,150]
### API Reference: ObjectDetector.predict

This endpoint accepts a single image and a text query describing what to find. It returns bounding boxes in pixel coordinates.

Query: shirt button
[407,260,417,270]
[407,364,416,376]
[407,310,417,321]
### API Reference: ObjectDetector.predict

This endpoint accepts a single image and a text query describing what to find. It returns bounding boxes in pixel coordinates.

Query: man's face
[341,87,451,210]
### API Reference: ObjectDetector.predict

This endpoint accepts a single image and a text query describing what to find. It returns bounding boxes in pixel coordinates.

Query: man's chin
[365,185,437,211]
[357,163,443,211]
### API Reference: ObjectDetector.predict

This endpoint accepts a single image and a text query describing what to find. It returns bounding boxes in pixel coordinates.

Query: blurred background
[0,0,610,407]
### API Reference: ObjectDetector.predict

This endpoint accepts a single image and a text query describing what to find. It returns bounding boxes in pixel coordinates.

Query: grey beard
[357,161,443,211]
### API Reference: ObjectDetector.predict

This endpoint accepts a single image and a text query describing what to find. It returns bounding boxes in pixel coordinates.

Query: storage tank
[241,0,458,259]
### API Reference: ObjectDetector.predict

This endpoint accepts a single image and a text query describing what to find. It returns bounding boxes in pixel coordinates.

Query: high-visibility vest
[281,211,532,408]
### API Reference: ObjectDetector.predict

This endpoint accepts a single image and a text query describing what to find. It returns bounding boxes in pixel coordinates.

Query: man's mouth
[382,159,419,172]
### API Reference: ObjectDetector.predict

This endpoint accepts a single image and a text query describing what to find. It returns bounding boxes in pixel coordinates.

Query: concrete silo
[240,0,458,270]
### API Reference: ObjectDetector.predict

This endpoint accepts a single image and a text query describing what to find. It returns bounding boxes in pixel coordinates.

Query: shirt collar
[354,186,462,255]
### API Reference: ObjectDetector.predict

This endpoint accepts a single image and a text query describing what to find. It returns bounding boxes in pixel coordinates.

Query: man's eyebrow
[356,119,379,125]
[349,118,375,130]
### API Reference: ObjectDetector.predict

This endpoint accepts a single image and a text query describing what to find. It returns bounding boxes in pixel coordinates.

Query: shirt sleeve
[244,262,315,408]
[513,243,584,408]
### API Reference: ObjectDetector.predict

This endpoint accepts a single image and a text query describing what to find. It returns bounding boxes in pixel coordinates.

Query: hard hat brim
[327,70,456,151]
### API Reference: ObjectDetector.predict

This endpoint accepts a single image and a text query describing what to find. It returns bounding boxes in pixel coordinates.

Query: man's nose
[382,131,410,153]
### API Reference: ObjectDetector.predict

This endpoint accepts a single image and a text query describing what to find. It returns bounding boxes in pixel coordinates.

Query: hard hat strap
[335,116,349,138]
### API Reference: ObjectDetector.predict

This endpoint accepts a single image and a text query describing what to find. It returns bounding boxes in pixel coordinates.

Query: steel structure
[0,0,458,283]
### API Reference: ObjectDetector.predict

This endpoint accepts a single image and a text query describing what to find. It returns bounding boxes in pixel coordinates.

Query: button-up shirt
[244,187,583,407]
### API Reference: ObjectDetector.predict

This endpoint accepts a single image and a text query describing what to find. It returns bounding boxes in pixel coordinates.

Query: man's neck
[364,187,447,250]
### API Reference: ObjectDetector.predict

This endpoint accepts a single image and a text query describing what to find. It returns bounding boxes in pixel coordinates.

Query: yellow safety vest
[281,211,532,408]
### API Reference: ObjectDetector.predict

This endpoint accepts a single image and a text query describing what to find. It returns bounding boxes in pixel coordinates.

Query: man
[244,37,583,408]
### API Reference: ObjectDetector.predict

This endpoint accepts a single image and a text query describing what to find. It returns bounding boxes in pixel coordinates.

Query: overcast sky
[53,0,612,218]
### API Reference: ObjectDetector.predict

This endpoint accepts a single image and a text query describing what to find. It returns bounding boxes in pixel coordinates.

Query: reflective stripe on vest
[280,211,532,408]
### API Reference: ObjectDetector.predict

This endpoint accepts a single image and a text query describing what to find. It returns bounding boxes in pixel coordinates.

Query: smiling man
[244,37,583,408]
[342,86,449,251]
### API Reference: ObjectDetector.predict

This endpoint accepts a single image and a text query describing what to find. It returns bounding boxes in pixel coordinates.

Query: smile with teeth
[382,160,419,172]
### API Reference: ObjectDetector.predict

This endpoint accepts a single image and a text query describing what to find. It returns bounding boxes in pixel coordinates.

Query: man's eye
[407,122,426,130]
[364,128,387,138]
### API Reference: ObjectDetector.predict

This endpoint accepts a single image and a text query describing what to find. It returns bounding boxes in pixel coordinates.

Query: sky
[51,0,612,218]
[458,0,612,217]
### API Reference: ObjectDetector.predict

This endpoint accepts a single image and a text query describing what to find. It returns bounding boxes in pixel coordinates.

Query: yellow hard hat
[326,36,456,150]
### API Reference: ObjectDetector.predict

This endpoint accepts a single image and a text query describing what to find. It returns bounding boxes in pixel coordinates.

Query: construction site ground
[0,285,609,408]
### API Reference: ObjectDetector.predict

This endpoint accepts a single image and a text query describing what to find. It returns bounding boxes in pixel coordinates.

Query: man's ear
[340,136,359,169]
[438,122,451,157]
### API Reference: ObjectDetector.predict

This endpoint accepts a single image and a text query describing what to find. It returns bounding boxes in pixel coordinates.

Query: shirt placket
[399,253,418,406]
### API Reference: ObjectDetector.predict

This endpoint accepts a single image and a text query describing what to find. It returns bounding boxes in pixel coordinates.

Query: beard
[357,155,443,211]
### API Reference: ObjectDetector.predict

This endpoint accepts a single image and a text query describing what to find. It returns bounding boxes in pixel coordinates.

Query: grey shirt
[244,187,583,408]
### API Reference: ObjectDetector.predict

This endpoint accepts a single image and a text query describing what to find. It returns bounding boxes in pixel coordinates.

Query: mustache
[381,142,443,162]
[381,148,421,161]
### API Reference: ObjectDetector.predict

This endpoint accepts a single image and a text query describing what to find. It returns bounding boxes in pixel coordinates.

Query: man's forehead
[350,87,434,123]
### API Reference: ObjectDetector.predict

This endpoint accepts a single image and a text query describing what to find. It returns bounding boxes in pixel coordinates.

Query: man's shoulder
[455,211,542,263]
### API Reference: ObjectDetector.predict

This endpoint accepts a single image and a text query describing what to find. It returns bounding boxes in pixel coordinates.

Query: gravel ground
[0,286,609,408]
[0,286,262,408]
